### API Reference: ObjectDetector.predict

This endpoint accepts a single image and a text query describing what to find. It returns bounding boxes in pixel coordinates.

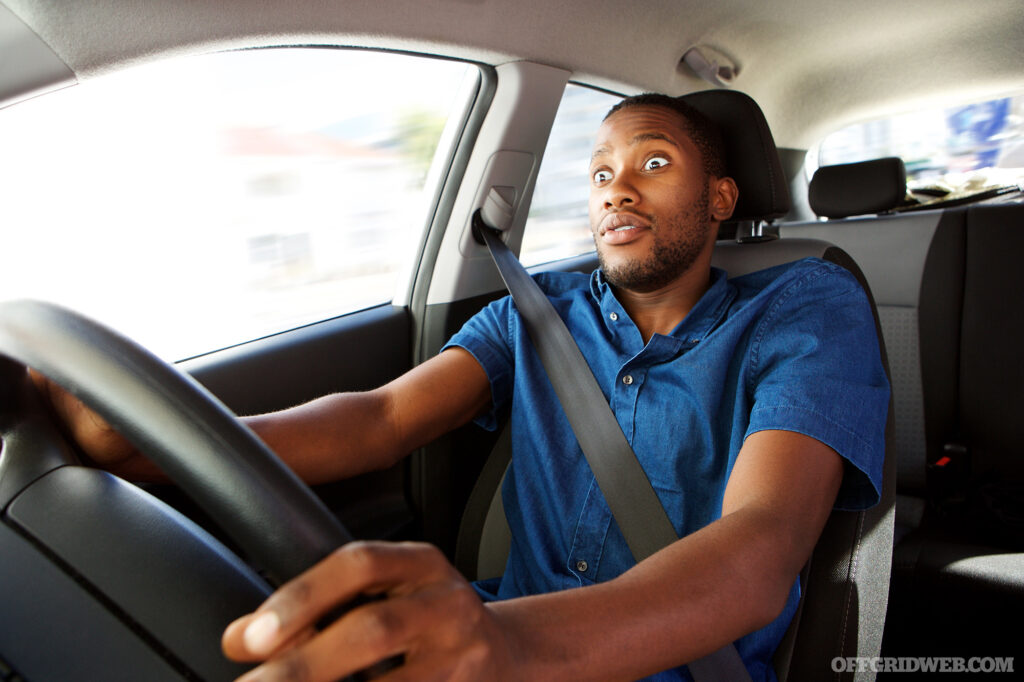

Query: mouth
[599,213,651,245]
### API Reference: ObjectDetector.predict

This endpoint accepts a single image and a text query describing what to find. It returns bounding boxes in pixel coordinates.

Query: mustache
[594,210,657,232]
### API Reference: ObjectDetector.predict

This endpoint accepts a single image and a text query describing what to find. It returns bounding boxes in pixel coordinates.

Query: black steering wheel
[0,300,355,681]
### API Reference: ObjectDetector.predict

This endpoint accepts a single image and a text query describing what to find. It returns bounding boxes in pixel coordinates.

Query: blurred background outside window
[521,85,620,267]
[0,49,476,360]
[815,94,1024,192]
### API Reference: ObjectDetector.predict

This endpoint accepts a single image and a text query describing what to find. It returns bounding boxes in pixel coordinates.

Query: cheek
[667,184,703,216]
[588,193,601,228]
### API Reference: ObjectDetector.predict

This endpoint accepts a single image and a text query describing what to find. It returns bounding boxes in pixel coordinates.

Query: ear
[709,176,739,222]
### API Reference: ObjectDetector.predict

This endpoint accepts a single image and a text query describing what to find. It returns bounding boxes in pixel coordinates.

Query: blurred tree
[396,107,447,184]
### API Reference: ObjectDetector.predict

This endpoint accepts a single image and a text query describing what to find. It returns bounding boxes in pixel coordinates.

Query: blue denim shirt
[444,258,889,681]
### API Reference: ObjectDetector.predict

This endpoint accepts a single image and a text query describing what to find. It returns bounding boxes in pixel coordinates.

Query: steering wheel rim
[0,299,353,585]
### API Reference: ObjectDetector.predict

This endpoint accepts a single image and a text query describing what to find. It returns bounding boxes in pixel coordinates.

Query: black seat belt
[472,210,752,682]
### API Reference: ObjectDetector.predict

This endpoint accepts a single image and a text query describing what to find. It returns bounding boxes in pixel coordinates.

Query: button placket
[611,365,644,444]
[566,479,612,582]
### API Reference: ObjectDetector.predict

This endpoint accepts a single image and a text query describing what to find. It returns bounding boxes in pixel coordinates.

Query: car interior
[1,1,1022,680]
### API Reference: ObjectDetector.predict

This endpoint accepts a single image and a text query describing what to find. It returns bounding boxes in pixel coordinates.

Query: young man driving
[41,94,889,681]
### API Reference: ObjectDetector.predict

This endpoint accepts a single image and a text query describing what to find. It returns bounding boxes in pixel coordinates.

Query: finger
[235,579,477,682]
[29,367,106,436]
[222,613,316,663]
[27,367,47,390]
[28,367,61,409]
[227,541,453,659]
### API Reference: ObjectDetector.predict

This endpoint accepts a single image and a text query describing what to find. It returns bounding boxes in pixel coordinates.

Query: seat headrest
[678,90,791,222]
[809,157,907,219]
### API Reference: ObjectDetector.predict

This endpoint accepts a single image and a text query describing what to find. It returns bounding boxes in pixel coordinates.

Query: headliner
[3,0,1023,148]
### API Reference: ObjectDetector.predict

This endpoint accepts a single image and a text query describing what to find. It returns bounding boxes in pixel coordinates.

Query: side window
[0,49,477,360]
[520,85,621,267]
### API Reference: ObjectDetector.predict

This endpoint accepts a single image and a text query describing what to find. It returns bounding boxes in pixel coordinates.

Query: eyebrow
[630,132,680,147]
[591,131,681,161]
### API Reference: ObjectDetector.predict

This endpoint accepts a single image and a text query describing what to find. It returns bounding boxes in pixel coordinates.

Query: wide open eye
[644,156,670,171]
[593,168,613,184]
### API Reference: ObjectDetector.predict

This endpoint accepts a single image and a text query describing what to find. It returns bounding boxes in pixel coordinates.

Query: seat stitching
[836,512,865,680]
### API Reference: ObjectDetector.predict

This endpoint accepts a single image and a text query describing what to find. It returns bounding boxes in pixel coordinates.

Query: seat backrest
[714,239,895,682]
[958,203,1024,484]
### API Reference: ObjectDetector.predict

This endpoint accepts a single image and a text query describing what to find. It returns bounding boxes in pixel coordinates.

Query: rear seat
[780,158,1024,657]
[782,159,963,531]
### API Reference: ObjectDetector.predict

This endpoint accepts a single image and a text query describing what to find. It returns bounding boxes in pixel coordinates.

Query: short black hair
[604,93,727,179]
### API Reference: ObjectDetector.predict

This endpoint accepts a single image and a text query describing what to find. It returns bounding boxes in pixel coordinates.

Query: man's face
[588,105,717,293]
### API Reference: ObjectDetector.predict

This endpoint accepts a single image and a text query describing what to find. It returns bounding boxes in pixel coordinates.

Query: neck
[615,261,712,344]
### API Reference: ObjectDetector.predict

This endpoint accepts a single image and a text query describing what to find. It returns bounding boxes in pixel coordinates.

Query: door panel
[177,304,415,542]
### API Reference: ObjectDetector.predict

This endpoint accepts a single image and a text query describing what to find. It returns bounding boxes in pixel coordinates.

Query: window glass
[521,85,621,267]
[0,49,476,360]
[815,93,1024,192]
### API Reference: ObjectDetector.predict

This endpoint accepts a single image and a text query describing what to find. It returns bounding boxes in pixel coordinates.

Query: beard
[595,185,712,293]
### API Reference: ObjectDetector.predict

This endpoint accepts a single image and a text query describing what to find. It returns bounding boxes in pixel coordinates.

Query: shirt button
[609,312,618,321]
[622,375,633,385]
[576,560,589,572]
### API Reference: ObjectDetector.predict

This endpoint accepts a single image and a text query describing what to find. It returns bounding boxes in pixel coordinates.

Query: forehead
[593,105,696,155]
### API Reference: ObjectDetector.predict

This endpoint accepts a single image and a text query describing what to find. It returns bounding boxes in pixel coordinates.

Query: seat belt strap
[475,214,677,561]
[473,211,752,682]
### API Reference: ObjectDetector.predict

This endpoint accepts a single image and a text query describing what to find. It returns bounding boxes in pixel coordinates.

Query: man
[41,94,889,681]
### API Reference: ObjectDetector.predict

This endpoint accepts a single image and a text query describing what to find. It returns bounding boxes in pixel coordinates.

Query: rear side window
[521,85,621,267]
[0,49,477,360]
[814,93,1024,190]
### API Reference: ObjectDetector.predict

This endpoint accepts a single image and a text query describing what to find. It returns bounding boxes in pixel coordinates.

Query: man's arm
[242,347,492,484]
[493,429,844,679]
[33,347,492,484]
[221,429,843,681]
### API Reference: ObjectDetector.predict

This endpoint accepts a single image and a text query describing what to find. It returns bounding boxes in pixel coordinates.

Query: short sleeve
[745,262,890,510]
[441,295,517,432]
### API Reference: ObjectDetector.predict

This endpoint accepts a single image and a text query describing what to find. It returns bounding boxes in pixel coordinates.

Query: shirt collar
[590,267,735,348]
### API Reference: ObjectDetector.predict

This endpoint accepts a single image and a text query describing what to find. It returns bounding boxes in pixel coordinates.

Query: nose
[603,171,639,209]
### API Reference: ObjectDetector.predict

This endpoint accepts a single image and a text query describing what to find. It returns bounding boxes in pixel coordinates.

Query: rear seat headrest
[679,90,791,222]
[809,157,907,219]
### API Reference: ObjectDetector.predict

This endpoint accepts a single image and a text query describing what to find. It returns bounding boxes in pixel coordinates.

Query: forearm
[243,348,492,484]
[243,390,401,485]
[490,508,793,682]
[41,348,490,486]
[61,390,395,485]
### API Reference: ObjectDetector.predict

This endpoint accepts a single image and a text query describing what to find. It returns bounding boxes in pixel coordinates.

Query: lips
[599,212,651,245]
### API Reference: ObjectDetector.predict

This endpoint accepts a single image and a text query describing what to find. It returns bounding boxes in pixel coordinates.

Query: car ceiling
[2,0,1023,149]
